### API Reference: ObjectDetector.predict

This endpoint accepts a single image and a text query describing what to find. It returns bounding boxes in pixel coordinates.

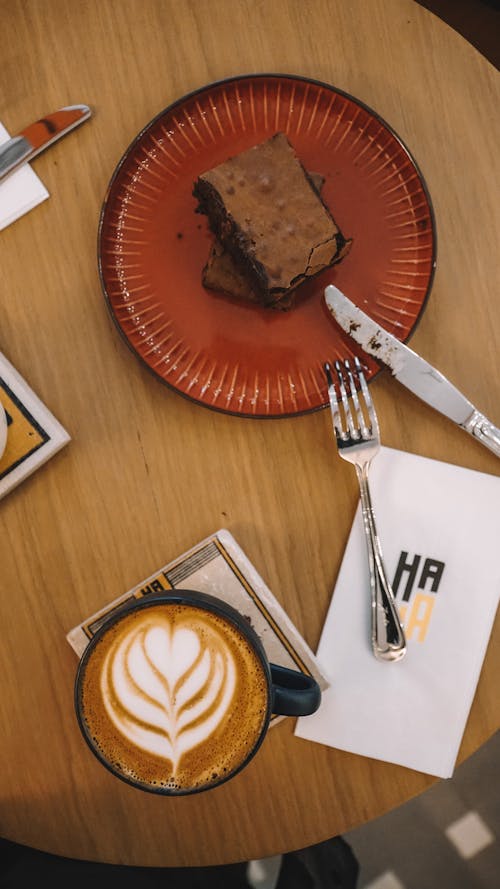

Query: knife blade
[0,104,91,182]
[324,284,500,458]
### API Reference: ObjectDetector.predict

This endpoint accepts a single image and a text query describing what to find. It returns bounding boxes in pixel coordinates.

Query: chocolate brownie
[202,172,325,309]
[193,133,351,307]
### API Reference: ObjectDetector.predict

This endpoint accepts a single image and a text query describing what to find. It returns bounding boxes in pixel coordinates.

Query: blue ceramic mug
[75,589,320,794]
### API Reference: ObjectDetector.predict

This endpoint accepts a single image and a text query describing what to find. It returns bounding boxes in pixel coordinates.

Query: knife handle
[464,410,500,458]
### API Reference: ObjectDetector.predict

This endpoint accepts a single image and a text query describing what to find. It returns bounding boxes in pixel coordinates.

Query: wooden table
[1,0,498,868]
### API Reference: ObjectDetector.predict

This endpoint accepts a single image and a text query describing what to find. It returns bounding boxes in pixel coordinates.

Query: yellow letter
[405,592,435,643]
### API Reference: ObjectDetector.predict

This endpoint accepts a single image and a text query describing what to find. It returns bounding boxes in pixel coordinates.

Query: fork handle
[356,465,407,662]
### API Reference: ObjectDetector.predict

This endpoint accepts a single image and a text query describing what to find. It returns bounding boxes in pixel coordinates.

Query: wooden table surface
[1,0,499,868]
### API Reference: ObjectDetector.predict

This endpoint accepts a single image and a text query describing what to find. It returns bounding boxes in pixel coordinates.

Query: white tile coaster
[0,350,70,499]
[0,122,49,230]
[445,811,495,859]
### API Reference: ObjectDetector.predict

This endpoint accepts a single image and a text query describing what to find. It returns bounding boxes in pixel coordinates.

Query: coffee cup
[75,590,321,794]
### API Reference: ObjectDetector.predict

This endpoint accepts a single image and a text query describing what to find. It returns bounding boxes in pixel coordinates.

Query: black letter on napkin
[392,552,421,601]
[419,558,445,593]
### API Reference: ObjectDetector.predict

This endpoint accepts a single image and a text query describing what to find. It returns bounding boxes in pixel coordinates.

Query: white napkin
[295,446,500,778]
[0,122,49,230]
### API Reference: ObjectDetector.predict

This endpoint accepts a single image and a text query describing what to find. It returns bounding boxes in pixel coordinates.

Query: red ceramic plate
[99,74,436,417]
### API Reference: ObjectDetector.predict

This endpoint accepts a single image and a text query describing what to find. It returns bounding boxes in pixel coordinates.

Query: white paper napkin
[0,122,49,230]
[295,447,500,778]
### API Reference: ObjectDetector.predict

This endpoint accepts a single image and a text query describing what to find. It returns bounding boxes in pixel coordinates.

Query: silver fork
[324,358,406,662]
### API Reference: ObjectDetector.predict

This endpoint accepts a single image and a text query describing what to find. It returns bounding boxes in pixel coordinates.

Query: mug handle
[270,664,321,717]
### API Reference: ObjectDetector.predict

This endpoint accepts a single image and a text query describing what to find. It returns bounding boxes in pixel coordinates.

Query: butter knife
[0,104,91,182]
[324,284,500,459]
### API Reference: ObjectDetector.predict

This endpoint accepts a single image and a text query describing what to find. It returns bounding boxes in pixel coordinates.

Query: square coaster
[67,529,329,723]
[0,351,70,499]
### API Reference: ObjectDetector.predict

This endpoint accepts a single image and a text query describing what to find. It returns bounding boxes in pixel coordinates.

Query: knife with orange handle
[0,104,91,182]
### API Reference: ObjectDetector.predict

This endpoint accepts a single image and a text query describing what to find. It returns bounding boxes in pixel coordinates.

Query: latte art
[78,601,269,792]
[102,618,236,773]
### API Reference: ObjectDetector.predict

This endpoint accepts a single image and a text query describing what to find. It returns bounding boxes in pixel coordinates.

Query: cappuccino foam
[78,602,268,791]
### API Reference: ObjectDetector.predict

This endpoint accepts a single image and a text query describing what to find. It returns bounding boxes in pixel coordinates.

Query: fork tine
[344,359,369,439]
[335,361,359,439]
[354,357,379,437]
[324,362,347,439]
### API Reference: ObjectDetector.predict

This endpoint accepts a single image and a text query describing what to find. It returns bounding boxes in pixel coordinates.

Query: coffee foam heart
[102,613,237,772]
